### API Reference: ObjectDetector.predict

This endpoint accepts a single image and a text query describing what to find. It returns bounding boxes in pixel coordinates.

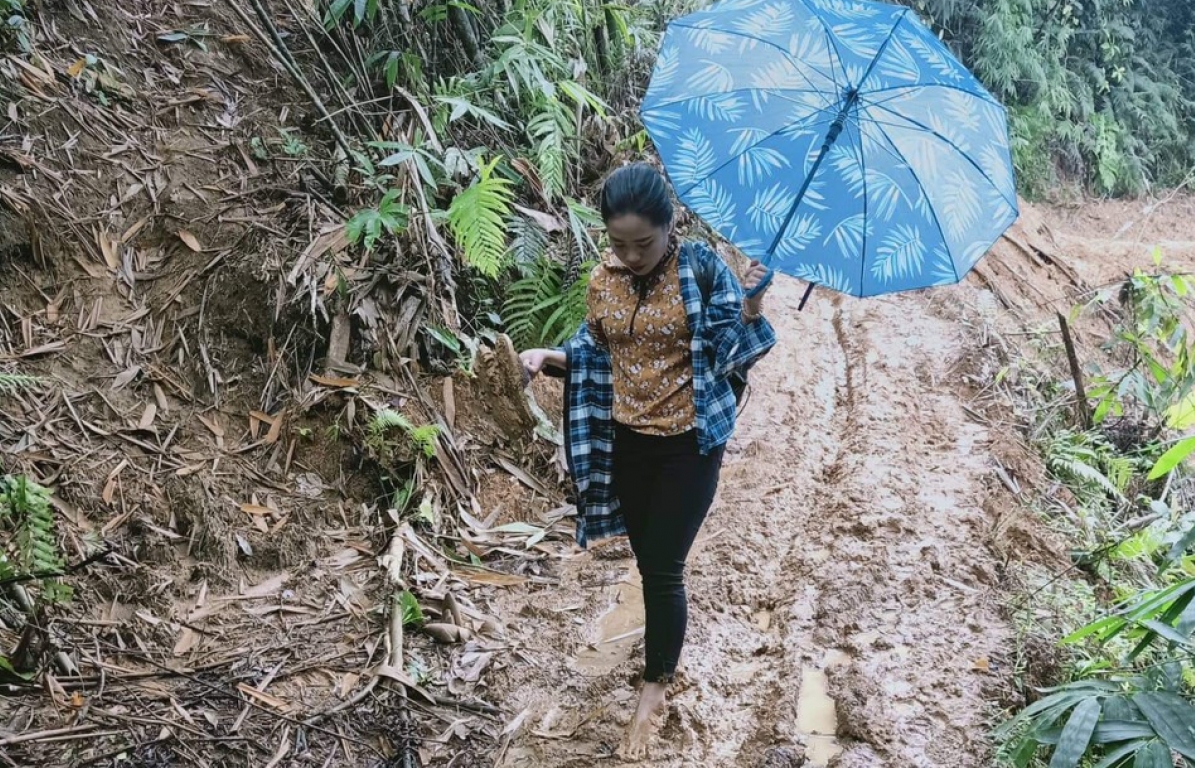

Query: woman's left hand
[743,260,770,317]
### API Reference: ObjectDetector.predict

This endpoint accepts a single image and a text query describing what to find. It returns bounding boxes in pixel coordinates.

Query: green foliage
[907,0,1195,196]
[996,680,1195,767]
[157,27,216,51]
[1087,264,1195,430]
[1046,429,1137,503]
[398,590,425,627]
[347,189,411,252]
[0,475,70,604]
[2,0,30,53]
[502,256,593,349]
[447,157,515,278]
[0,372,38,395]
[1002,255,1195,768]
[367,409,441,461]
[1064,579,1195,663]
[324,0,381,28]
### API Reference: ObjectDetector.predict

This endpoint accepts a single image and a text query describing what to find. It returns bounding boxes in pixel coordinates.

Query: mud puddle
[796,649,852,766]
[574,569,644,675]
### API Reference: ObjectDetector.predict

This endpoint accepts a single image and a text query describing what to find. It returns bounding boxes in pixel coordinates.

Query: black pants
[612,424,724,683]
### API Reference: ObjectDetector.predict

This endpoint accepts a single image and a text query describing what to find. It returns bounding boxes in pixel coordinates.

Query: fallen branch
[89,641,384,759]
[0,724,99,747]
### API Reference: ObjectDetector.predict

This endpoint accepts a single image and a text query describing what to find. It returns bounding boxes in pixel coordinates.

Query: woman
[519,162,776,758]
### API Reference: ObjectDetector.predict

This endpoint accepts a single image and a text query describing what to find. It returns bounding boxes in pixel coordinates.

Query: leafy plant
[0,372,38,395]
[324,0,381,28]
[2,0,30,53]
[1046,429,1137,503]
[1065,579,1195,663]
[1087,262,1195,430]
[347,190,411,252]
[157,27,216,51]
[0,475,70,604]
[367,409,441,461]
[398,589,425,627]
[278,128,308,157]
[502,257,593,349]
[447,157,515,278]
[996,679,1195,767]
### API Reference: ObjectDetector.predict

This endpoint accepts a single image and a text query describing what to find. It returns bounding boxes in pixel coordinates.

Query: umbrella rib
[853,104,870,299]
[863,118,958,288]
[672,105,841,198]
[792,0,850,87]
[644,86,838,114]
[862,82,1005,110]
[667,22,842,97]
[864,101,1019,213]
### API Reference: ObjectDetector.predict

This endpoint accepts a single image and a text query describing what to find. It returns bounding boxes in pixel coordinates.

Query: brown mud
[479,198,1195,768]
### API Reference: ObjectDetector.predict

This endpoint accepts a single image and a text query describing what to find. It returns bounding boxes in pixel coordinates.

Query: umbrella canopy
[641,0,1019,299]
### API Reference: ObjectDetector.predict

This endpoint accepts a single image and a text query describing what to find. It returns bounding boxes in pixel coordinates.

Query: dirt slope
[480,196,1195,768]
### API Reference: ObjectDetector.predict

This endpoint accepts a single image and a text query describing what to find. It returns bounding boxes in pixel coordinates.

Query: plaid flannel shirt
[559,241,777,547]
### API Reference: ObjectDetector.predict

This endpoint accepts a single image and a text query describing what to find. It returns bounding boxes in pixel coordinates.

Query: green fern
[565,198,603,266]
[409,425,440,458]
[528,97,573,203]
[1046,430,1136,502]
[368,409,440,459]
[447,157,515,278]
[503,257,593,349]
[347,189,410,252]
[0,475,70,604]
[509,214,550,266]
[0,373,39,395]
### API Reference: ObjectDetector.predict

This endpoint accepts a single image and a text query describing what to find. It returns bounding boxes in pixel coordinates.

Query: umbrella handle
[744,267,774,300]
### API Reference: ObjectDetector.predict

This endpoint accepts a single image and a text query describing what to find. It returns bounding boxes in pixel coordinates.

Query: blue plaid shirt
[559,241,777,547]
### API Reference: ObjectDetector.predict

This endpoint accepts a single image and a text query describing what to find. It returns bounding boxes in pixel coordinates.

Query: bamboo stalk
[1057,312,1093,429]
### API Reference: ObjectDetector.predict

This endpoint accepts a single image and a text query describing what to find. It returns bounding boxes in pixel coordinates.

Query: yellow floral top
[586,238,696,435]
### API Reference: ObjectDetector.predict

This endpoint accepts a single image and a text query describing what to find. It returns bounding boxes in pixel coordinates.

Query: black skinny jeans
[612,424,724,683]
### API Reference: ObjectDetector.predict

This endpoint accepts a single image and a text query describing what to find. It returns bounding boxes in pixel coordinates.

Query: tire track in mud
[489,279,1014,767]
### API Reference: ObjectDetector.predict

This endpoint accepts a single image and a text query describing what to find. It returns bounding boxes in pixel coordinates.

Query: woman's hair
[599,162,673,228]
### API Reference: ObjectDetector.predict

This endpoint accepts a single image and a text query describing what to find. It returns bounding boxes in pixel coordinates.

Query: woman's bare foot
[617,681,668,761]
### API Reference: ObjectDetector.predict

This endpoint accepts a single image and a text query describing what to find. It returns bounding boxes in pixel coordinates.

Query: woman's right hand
[519,348,565,378]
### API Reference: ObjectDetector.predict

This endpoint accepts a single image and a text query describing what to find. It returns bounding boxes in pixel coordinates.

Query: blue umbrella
[641,0,1019,303]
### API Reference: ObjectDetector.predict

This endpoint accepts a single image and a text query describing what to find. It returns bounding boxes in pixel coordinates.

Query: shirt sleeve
[697,243,777,379]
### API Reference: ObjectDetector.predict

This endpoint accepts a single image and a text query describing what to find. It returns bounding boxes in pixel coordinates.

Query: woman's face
[606,214,670,276]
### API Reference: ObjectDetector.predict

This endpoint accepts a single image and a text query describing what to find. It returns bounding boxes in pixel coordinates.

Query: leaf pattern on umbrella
[642,0,1019,298]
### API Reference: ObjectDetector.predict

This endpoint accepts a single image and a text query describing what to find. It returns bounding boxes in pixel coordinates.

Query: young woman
[519,162,776,758]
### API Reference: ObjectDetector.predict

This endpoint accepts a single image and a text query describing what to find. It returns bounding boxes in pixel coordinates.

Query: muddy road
[486,273,1018,767]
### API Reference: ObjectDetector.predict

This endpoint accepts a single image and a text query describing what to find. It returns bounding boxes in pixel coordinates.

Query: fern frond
[545,264,594,346]
[409,425,441,458]
[370,409,415,438]
[0,373,39,396]
[503,258,564,349]
[0,474,69,603]
[509,214,549,266]
[368,410,440,460]
[448,157,515,278]
[502,257,592,348]
[528,99,573,203]
[1046,430,1129,500]
[565,198,603,265]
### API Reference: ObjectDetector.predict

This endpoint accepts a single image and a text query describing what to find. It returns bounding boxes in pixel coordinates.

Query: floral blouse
[586,238,697,435]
